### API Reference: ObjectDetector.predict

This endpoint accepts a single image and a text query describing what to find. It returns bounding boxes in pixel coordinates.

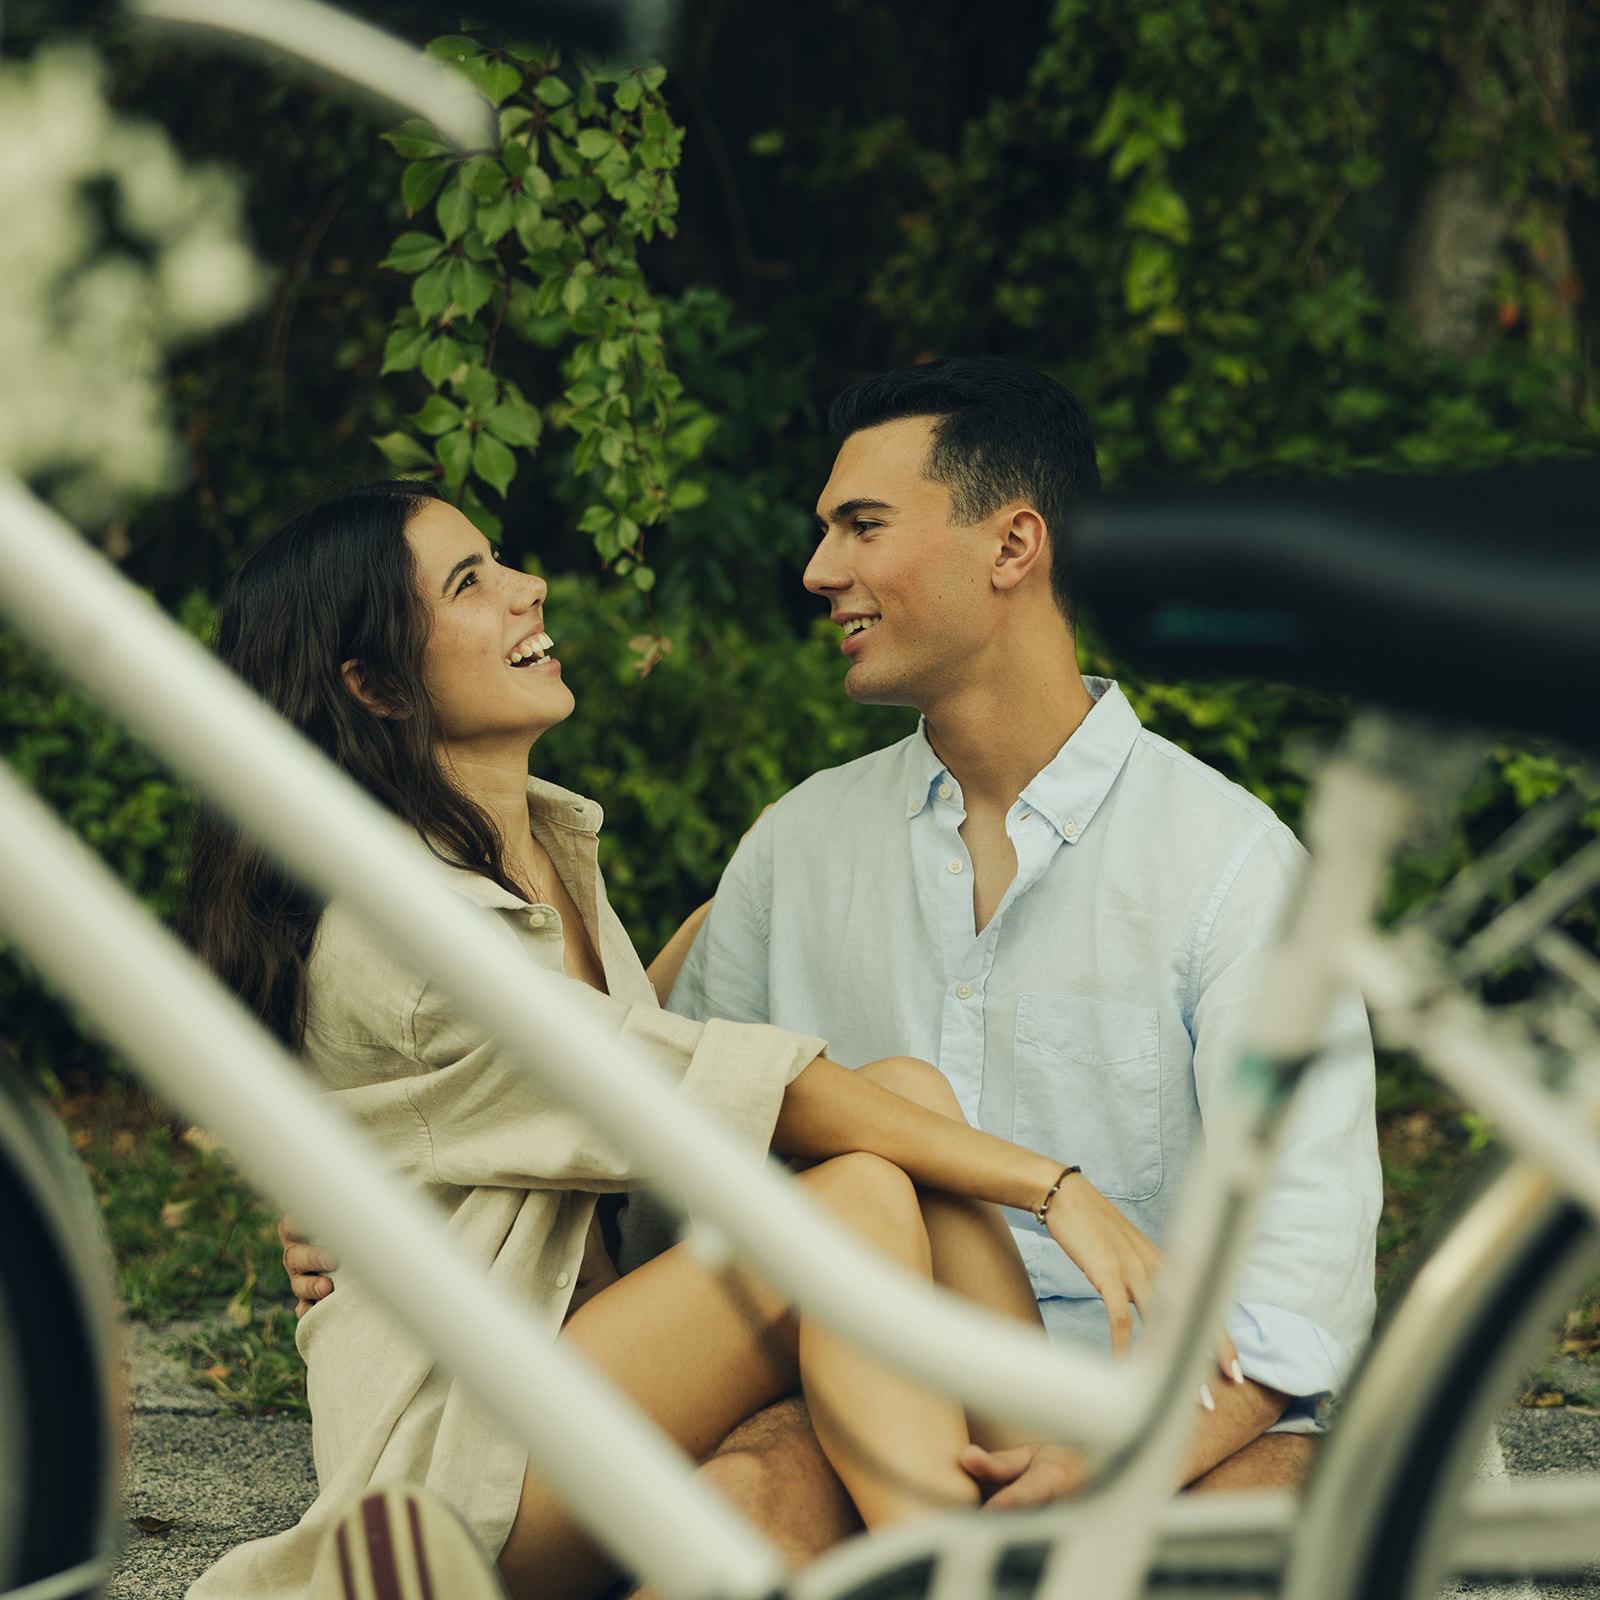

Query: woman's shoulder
[303,902,431,1082]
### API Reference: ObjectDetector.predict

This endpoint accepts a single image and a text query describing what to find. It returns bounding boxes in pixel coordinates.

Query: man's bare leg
[630,1396,861,1600]
[1186,1432,1316,1492]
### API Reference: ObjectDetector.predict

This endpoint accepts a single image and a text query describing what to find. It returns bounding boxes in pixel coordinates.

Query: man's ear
[340,659,394,719]
[991,508,1050,593]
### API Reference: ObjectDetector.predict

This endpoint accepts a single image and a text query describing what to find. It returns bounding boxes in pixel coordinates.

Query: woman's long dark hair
[183,480,523,1045]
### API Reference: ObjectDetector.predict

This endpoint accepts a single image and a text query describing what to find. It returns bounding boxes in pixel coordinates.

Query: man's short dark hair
[828,356,1099,621]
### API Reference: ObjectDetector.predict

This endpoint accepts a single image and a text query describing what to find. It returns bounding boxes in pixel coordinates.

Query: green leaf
[473,431,517,497]
[1123,238,1179,314]
[484,402,543,448]
[598,431,625,468]
[437,427,474,486]
[426,35,484,65]
[534,76,573,107]
[402,159,452,216]
[576,129,617,162]
[562,273,588,316]
[371,431,435,469]
[383,119,453,160]
[477,60,523,105]
[1124,177,1190,243]
[381,231,445,274]
[420,335,465,386]
[380,324,431,374]
[502,139,533,179]
[411,395,465,436]
[631,564,656,593]
[462,155,508,201]
[460,483,503,542]
[436,178,475,243]
[613,77,642,112]
[460,364,499,413]
[499,106,533,140]
[512,192,547,251]
[450,257,497,320]
[412,259,454,320]
[478,190,516,244]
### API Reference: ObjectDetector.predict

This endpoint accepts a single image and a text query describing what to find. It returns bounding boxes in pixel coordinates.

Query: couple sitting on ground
[186,357,1381,1600]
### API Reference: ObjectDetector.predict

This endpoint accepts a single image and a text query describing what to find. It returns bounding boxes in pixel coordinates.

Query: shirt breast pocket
[1012,993,1163,1204]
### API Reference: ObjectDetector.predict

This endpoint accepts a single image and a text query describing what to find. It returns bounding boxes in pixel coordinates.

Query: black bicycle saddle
[1062,455,1600,747]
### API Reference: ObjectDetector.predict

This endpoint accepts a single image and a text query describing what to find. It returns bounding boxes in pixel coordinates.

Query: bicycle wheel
[0,1051,121,1598]
[1284,1157,1600,1600]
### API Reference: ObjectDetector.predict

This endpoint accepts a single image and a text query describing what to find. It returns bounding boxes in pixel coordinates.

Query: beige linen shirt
[189,778,825,1600]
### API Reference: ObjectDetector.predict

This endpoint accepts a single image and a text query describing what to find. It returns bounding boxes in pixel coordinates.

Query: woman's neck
[438,742,542,892]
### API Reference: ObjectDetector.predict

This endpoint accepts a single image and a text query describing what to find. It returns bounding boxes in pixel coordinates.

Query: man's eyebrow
[440,552,484,595]
[816,497,895,529]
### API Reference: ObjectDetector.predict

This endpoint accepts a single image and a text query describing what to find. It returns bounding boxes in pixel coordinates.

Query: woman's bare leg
[853,1059,1049,1453]
[795,1152,979,1525]
[499,1149,978,1599]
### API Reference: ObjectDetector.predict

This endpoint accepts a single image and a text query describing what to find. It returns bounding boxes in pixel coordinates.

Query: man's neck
[922,633,1095,813]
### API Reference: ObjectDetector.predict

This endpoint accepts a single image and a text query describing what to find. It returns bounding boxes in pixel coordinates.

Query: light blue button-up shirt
[669,679,1381,1410]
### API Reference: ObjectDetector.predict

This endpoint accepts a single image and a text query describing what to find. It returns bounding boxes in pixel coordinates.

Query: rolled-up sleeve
[1191,826,1382,1405]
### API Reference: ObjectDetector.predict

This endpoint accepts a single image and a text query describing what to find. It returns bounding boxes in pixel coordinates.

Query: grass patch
[60,1078,307,1418]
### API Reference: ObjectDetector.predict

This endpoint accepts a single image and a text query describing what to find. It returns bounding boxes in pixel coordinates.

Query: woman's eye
[456,571,478,594]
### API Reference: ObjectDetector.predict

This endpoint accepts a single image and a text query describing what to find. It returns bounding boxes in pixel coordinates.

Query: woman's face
[404,499,574,760]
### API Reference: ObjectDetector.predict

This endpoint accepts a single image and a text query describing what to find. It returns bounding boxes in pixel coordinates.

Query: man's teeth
[507,631,554,665]
[842,617,880,638]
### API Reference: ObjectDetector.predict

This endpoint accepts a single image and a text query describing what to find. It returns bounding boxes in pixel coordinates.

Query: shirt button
[956,983,972,1000]
[1064,822,1078,839]
[527,910,548,928]
[948,859,963,874]
[937,783,952,800]
[555,1271,570,1289]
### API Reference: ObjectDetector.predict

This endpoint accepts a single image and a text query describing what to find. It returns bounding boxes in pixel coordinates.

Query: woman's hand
[1041,1173,1166,1356]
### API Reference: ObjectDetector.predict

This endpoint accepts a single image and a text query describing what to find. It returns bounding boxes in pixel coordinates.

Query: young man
[289,357,1379,1547]
[661,356,1380,1521]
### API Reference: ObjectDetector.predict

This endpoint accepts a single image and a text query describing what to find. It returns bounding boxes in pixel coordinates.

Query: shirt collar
[907,677,1141,846]
[437,776,603,912]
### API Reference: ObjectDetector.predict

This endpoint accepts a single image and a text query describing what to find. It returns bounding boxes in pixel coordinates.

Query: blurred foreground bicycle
[2,8,1600,1599]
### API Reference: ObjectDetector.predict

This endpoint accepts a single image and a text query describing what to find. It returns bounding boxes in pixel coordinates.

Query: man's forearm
[1178,1376,1289,1486]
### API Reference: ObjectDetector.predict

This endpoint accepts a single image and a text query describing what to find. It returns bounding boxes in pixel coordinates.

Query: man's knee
[701,1398,860,1561]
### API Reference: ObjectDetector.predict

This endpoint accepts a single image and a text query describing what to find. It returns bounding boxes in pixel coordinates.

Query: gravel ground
[106,1329,1600,1600]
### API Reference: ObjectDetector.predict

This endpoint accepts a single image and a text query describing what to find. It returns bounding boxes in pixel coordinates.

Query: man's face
[805,416,990,710]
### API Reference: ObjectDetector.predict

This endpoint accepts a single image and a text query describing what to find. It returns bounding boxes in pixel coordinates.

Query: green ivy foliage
[373,37,711,593]
[0,629,193,1085]
[861,0,1597,484]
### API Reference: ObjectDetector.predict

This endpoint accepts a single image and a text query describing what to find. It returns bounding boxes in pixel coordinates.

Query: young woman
[184,481,1165,1600]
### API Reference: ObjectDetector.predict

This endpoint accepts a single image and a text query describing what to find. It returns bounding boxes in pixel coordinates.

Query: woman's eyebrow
[440,553,484,595]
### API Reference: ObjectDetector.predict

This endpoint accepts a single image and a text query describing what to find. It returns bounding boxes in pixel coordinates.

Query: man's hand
[278,1216,339,1319]
[961,1442,1092,1509]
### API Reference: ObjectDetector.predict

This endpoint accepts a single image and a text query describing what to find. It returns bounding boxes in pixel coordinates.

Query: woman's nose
[513,572,546,610]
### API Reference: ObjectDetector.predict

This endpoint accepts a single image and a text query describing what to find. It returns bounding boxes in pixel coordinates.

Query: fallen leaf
[204,1364,232,1381]
[71,1128,92,1150]
[133,1515,179,1534]
[1534,1391,1566,1408]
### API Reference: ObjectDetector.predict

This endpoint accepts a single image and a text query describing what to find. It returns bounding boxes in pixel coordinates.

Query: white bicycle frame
[7,7,1600,1599]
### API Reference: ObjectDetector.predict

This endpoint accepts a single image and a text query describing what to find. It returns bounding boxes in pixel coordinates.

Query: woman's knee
[856,1057,965,1121]
[800,1153,929,1265]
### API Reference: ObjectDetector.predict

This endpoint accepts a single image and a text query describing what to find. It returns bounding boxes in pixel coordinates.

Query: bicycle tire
[0,1052,121,1598]
[1284,1157,1600,1600]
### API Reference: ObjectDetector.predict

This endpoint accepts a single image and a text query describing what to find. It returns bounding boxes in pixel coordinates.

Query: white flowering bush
[0,48,262,522]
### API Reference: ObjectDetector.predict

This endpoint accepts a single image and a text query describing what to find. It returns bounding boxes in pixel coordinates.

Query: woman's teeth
[507,631,554,666]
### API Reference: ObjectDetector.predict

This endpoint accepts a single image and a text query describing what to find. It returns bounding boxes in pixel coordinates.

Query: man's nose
[803,531,845,594]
